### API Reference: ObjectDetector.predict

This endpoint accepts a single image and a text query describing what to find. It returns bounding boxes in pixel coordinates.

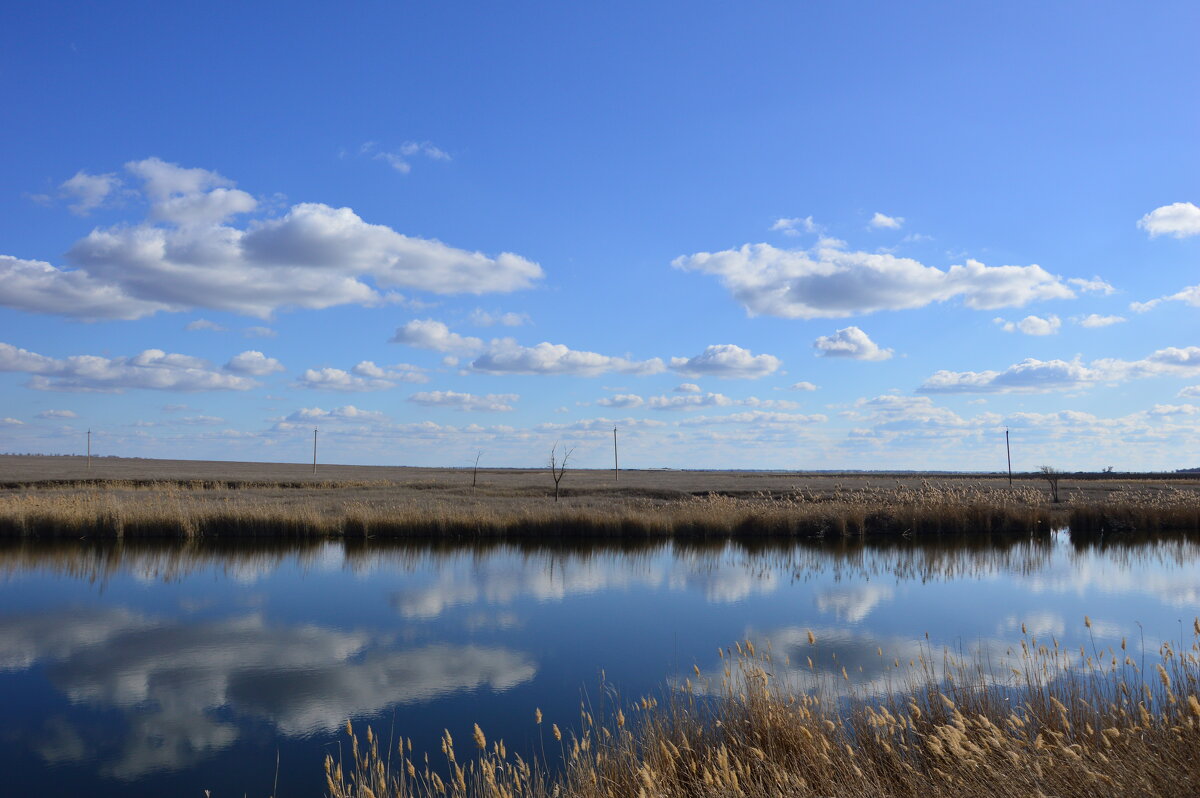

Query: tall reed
[324,621,1200,797]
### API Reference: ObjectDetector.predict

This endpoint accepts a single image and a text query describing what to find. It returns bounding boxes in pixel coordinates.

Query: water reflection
[0,533,1197,797]
[0,606,535,778]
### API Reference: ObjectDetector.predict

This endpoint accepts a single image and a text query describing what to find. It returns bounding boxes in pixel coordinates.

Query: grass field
[1,455,1198,539]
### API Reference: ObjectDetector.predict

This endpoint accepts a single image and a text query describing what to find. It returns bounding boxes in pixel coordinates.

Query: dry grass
[325,622,1200,798]
[1,479,1199,541]
[1,455,1197,539]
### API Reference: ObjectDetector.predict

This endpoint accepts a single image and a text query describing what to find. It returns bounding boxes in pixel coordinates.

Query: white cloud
[361,141,451,174]
[0,255,171,321]
[537,416,667,432]
[674,383,701,393]
[1132,283,1200,314]
[676,410,827,427]
[224,350,284,376]
[0,158,542,321]
[0,342,257,392]
[409,390,518,412]
[185,318,226,332]
[673,242,1073,319]
[1180,386,1200,399]
[471,340,665,376]
[919,345,1200,394]
[595,394,645,408]
[868,212,903,230]
[789,381,818,391]
[36,409,77,419]
[1138,201,1200,238]
[1067,277,1116,295]
[284,405,390,425]
[770,216,818,236]
[468,309,529,327]
[813,326,893,361]
[296,361,427,391]
[177,415,225,425]
[669,344,781,378]
[60,170,121,216]
[1,417,24,426]
[1076,314,1125,328]
[647,393,799,411]
[995,314,1061,336]
[390,319,484,353]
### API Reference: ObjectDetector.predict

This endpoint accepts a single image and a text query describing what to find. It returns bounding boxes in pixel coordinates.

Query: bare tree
[1039,465,1062,503]
[472,451,483,493]
[548,441,574,502]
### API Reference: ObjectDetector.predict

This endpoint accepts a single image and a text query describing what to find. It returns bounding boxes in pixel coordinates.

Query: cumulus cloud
[1180,386,1200,399]
[36,409,78,419]
[1138,201,1200,238]
[669,344,781,379]
[537,416,668,432]
[224,350,284,376]
[674,383,701,393]
[390,319,484,353]
[409,390,518,412]
[919,345,1200,394]
[868,212,903,230]
[471,340,665,376]
[1076,314,1125,328]
[468,309,529,327]
[283,406,390,425]
[646,393,799,411]
[676,410,827,427]
[296,361,427,391]
[60,170,121,215]
[1,417,24,426]
[789,381,818,391]
[0,342,257,392]
[185,318,226,332]
[595,394,645,408]
[1131,283,1200,314]
[360,141,451,174]
[673,242,1073,319]
[813,326,893,361]
[0,158,542,321]
[995,314,1061,336]
[770,216,818,236]
[0,255,171,321]
[1068,277,1116,295]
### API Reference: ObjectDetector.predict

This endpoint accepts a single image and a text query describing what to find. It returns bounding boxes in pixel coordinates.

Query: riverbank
[1,455,1197,538]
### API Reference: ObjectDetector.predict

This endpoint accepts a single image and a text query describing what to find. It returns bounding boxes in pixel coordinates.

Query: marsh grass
[325,621,1200,798]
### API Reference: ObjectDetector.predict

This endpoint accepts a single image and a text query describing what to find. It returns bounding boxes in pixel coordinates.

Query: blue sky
[1,0,1198,470]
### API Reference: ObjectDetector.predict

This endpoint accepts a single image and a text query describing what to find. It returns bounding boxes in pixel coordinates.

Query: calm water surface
[1,533,1197,797]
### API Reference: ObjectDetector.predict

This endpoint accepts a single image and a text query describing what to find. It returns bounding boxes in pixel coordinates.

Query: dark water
[1,533,1197,797]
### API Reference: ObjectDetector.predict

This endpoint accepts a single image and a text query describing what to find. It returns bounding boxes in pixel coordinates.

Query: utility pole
[312,428,318,475]
[613,426,619,482]
[87,429,91,471]
[1005,428,1012,487]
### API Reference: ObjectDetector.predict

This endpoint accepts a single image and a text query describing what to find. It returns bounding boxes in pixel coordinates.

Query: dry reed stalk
[324,619,1200,798]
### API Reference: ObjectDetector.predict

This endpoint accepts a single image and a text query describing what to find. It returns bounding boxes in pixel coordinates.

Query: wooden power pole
[613,426,619,482]
[1005,428,1012,487]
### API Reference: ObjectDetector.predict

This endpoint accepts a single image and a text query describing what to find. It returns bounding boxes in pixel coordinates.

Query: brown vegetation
[325,622,1200,798]
[0,456,1197,539]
